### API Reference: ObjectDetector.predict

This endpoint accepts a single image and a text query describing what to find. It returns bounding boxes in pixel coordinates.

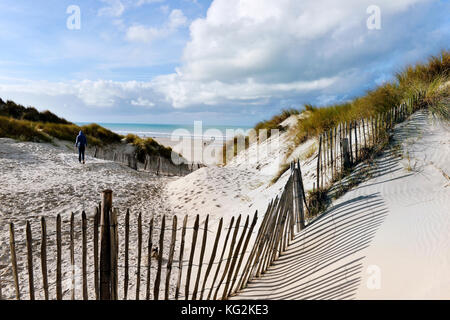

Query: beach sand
[233,110,450,299]
[1,109,449,300]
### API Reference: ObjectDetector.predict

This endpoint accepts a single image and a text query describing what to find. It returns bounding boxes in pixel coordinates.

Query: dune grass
[0,116,52,142]
[289,50,449,151]
[125,134,174,161]
[0,98,70,124]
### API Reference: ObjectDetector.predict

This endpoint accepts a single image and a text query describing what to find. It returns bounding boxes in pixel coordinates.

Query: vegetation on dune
[0,98,174,161]
[254,108,301,136]
[0,116,52,142]
[0,99,70,124]
[125,134,173,161]
[277,50,449,151]
[220,108,300,165]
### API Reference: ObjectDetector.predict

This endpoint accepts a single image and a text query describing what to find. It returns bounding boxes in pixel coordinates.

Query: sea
[76,122,254,144]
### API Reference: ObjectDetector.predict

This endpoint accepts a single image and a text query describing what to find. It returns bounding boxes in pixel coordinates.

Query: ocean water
[76,122,253,142]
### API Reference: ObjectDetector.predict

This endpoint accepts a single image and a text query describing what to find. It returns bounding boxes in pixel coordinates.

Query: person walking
[75,130,88,164]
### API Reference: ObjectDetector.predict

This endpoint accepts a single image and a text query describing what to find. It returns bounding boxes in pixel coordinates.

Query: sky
[0,0,448,126]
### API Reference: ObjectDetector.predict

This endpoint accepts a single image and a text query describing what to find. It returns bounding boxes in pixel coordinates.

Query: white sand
[2,109,448,300]
[0,138,176,299]
[233,110,450,299]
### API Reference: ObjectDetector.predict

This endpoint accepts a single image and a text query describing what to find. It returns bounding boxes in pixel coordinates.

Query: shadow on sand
[235,112,428,300]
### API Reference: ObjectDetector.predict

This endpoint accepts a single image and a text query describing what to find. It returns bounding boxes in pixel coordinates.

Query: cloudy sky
[0,0,448,126]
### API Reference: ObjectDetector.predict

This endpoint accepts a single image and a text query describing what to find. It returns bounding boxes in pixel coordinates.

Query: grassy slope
[223,50,449,166]
[0,99,173,160]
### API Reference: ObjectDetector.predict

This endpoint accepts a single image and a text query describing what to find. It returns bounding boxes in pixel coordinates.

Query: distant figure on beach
[75,131,88,164]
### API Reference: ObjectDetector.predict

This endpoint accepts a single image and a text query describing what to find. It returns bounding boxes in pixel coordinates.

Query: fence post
[316,135,322,190]
[341,138,351,170]
[100,190,112,300]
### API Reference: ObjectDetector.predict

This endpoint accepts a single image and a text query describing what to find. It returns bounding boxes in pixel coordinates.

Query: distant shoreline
[75,122,253,142]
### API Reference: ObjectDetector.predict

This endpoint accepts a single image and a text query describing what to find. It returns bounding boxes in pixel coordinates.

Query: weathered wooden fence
[0,96,422,300]
[312,94,422,192]
[1,163,308,300]
[93,148,204,177]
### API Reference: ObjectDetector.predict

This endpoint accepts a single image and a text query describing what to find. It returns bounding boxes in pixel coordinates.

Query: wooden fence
[93,148,204,177]
[1,163,308,300]
[313,94,422,192]
[0,95,422,300]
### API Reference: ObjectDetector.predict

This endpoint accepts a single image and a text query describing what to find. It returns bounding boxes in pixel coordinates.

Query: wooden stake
[56,214,62,300]
[145,216,153,300]
[207,217,235,300]
[81,211,88,300]
[25,221,34,300]
[154,215,166,300]
[192,215,209,300]
[185,215,200,300]
[40,217,49,300]
[124,209,130,300]
[70,212,75,300]
[316,135,322,190]
[136,212,142,300]
[93,208,99,300]
[175,215,188,300]
[199,218,223,300]
[99,190,112,300]
[213,215,241,300]
[227,211,258,297]
[9,223,20,300]
[165,216,177,300]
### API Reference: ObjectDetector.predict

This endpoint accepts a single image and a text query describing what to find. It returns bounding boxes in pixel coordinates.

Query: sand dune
[234,110,450,299]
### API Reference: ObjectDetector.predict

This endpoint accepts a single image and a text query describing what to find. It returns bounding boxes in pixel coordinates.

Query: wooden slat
[185,215,200,300]
[192,215,209,300]
[237,200,274,290]
[260,190,286,274]
[25,221,34,300]
[199,218,223,300]
[99,191,112,300]
[145,216,153,300]
[40,217,49,300]
[9,223,20,300]
[82,211,88,300]
[93,208,99,300]
[154,215,166,300]
[222,215,249,299]
[213,215,241,300]
[56,214,62,300]
[227,211,258,297]
[316,135,322,190]
[124,209,130,300]
[175,215,188,300]
[255,197,280,277]
[165,216,177,300]
[206,217,235,300]
[136,212,142,300]
[70,212,75,300]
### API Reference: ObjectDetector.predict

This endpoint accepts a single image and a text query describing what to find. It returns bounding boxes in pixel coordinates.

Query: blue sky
[0,0,448,126]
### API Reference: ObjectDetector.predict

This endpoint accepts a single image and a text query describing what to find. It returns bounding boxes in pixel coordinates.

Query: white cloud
[135,0,165,6]
[1,0,446,120]
[131,97,155,107]
[98,0,125,17]
[168,9,188,29]
[149,0,433,107]
[126,9,188,43]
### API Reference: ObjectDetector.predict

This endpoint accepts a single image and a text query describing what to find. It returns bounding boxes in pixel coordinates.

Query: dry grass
[125,134,174,161]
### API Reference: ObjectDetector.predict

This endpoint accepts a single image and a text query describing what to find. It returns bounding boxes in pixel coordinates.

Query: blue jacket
[76,131,88,147]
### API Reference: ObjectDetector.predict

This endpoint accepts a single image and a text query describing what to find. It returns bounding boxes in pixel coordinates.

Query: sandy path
[233,110,450,300]
[0,139,176,299]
